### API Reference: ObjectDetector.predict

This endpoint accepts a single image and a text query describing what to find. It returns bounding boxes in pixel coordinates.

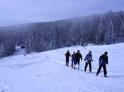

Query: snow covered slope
[0,43,124,92]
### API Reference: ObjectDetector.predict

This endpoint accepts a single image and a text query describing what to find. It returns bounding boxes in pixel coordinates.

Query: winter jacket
[65,52,70,61]
[71,54,76,63]
[99,54,108,65]
[75,52,82,62]
[84,53,93,62]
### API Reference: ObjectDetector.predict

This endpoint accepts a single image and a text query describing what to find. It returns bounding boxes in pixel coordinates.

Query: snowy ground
[0,43,124,92]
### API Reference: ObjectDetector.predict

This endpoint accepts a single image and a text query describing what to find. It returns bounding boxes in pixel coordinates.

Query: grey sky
[0,0,124,26]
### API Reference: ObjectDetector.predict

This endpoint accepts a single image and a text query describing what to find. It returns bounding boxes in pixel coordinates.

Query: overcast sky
[0,0,124,26]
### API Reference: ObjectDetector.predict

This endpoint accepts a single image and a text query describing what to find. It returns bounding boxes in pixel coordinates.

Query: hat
[89,51,92,53]
[104,51,108,55]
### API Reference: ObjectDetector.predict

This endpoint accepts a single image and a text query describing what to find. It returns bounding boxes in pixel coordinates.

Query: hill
[0,43,124,92]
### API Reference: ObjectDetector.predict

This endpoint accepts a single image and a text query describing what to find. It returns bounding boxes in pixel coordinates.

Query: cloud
[0,0,124,26]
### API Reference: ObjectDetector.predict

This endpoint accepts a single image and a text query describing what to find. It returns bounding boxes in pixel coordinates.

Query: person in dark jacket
[84,51,93,72]
[65,50,71,66]
[99,55,103,72]
[71,52,76,68]
[96,52,108,77]
[75,50,82,69]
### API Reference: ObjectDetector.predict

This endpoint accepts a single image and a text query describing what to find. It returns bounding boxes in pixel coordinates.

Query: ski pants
[96,64,107,76]
[66,58,69,66]
[84,62,92,72]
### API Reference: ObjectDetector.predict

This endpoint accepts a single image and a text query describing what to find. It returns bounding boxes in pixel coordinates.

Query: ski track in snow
[0,43,124,92]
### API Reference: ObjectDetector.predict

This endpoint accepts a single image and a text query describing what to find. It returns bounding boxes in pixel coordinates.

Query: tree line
[0,11,124,57]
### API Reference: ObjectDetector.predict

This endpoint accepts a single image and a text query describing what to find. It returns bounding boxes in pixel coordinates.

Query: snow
[14,46,26,55]
[0,43,124,92]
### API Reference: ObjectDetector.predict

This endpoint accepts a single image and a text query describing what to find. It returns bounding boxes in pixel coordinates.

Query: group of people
[65,50,108,77]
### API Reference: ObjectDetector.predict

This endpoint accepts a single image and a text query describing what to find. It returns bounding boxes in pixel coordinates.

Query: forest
[0,11,124,57]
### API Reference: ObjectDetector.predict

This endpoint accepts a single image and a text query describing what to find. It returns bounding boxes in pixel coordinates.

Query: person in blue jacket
[84,51,93,72]
[96,52,108,77]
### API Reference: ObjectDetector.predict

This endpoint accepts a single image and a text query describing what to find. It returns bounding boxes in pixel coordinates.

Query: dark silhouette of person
[71,52,76,68]
[65,50,71,66]
[75,50,82,69]
[96,52,108,77]
[99,54,103,72]
[84,51,93,72]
